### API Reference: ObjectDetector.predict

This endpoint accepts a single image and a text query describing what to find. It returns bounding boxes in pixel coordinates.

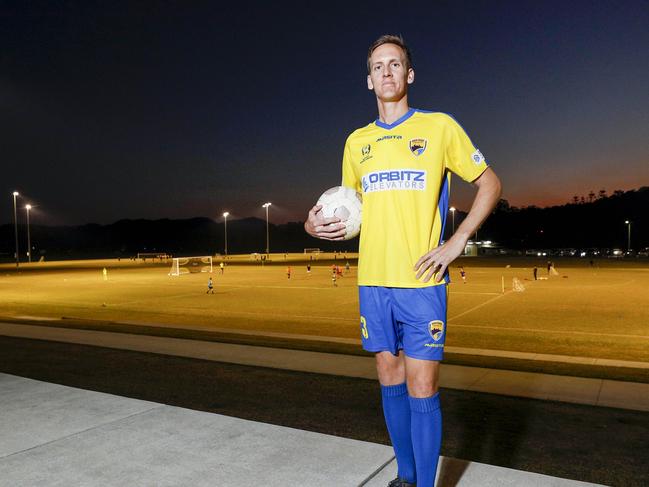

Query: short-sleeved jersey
[342,108,488,288]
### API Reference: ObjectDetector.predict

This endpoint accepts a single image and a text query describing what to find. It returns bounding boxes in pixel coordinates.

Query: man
[459,266,467,284]
[305,35,501,486]
[207,276,214,294]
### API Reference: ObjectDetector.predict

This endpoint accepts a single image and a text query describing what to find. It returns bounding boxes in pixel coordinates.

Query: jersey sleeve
[443,115,489,183]
[341,137,361,192]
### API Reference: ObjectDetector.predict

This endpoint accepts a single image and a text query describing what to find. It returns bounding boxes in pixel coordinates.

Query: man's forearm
[452,168,502,243]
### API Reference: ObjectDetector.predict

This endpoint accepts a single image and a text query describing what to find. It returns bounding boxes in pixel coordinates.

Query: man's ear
[407,68,415,85]
[367,74,374,90]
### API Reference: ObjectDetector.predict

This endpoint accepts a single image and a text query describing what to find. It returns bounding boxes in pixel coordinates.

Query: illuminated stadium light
[25,204,32,262]
[12,191,20,267]
[262,202,272,256]
[223,212,229,256]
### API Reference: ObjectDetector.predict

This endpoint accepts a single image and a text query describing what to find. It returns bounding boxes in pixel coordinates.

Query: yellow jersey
[342,109,488,287]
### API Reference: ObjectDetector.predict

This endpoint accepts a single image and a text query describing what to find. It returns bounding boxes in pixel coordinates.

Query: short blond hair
[367,34,412,74]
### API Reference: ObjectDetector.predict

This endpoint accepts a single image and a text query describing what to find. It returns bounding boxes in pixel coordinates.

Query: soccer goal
[168,256,213,276]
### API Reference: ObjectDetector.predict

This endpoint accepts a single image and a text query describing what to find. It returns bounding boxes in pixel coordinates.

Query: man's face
[367,43,414,101]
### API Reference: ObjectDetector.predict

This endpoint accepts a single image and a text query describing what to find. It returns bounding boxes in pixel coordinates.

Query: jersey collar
[374,107,416,130]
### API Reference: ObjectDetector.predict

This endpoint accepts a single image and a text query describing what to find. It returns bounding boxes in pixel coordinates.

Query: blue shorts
[359,285,448,361]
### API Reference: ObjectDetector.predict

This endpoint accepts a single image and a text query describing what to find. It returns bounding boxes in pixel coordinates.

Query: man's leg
[406,357,442,487]
[376,351,416,484]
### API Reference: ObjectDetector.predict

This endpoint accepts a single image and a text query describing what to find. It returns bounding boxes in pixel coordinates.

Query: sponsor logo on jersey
[409,138,427,156]
[471,149,485,165]
[428,320,444,341]
[376,135,403,142]
[361,169,427,193]
[360,144,373,164]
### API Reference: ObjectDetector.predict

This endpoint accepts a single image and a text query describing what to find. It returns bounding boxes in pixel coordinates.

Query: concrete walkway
[1,321,648,412]
[0,373,606,486]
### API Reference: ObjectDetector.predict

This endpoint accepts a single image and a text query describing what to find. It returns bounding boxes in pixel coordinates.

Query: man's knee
[376,351,405,385]
[406,359,440,397]
[407,376,439,397]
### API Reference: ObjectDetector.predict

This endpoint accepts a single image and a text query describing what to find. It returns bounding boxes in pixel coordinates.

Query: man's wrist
[453,230,471,244]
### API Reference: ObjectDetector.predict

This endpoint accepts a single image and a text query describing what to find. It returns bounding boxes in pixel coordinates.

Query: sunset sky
[2,1,648,225]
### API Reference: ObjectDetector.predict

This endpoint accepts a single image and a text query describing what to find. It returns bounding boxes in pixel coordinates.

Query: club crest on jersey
[428,320,444,341]
[471,149,485,165]
[409,138,427,156]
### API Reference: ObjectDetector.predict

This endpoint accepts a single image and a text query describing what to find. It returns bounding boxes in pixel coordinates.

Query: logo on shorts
[409,138,427,156]
[428,320,444,341]
[360,316,369,339]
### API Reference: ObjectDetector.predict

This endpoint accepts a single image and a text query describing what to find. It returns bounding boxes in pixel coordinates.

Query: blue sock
[409,392,442,487]
[381,383,416,483]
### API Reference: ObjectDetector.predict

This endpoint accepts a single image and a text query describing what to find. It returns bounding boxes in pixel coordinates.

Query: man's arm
[414,167,502,282]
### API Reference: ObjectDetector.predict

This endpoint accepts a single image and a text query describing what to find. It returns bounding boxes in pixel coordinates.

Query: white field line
[198,309,357,322]
[448,291,512,321]
[449,291,503,295]
[450,323,649,340]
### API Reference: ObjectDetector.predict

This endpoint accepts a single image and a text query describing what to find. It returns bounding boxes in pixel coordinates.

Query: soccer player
[459,266,467,284]
[207,277,214,294]
[305,35,501,487]
[220,262,225,274]
[287,266,292,279]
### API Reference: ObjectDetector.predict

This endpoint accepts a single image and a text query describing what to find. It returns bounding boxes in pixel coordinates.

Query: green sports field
[1,254,648,363]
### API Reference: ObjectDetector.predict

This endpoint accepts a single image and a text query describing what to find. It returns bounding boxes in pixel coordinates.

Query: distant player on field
[331,268,338,287]
[207,277,214,294]
[220,262,225,274]
[459,266,466,284]
[305,35,501,487]
[287,266,292,279]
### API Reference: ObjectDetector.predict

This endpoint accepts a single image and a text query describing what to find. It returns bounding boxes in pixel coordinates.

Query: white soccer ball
[316,185,362,240]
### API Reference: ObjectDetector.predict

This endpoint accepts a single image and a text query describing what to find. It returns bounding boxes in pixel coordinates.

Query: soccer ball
[316,186,362,240]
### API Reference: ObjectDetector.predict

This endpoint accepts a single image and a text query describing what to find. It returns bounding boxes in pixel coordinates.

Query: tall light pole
[625,220,632,252]
[12,191,19,268]
[449,206,456,234]
[222,212,229,256]
[262,202,272,257]
[25,204,32,263]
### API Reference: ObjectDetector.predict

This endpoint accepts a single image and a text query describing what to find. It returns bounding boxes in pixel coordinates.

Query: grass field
[1,253,648,364]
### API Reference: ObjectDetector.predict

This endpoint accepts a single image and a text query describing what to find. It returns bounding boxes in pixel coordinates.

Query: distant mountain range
[0,217,356,261]
[1,187,647,261]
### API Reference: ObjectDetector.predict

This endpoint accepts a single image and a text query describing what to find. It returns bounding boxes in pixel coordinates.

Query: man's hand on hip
[414,236,467,283]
